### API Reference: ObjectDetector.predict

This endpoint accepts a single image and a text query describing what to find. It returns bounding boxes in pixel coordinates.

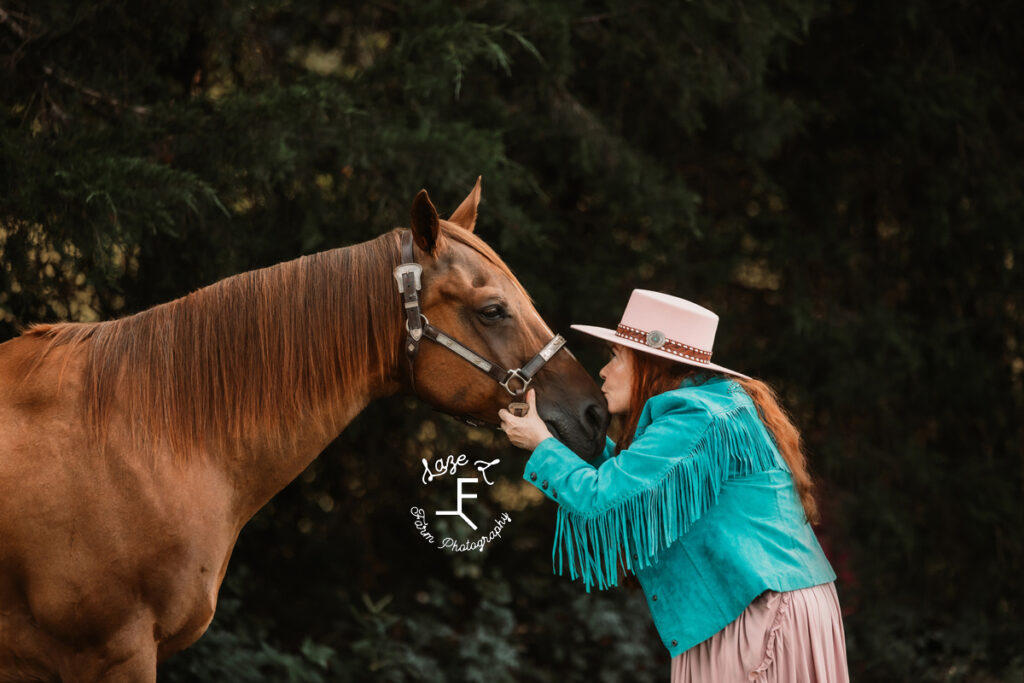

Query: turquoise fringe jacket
[523,376,836,657]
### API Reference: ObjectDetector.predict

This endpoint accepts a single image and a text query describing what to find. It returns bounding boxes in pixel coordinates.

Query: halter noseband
[394,229,566,427]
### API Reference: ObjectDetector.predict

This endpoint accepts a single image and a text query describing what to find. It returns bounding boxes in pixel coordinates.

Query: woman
[499,290,849,682]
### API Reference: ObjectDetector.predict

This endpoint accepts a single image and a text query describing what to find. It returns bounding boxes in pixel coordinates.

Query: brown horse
[0,180,608,682]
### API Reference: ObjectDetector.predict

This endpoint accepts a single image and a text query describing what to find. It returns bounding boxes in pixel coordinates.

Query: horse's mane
[26,230,406,458]
[23,222,526,459]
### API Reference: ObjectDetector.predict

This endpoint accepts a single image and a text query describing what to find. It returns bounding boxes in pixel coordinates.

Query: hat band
[615,323,713,364]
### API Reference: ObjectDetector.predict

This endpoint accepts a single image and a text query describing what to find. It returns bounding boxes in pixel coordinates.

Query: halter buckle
[393,263,422,292]
[508,402,529,417]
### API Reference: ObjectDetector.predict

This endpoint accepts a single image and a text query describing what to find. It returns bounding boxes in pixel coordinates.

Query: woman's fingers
[499,399,543,449]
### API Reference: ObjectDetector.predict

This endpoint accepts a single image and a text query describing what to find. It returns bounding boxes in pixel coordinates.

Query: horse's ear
[410,189,441,254]
[447,176,482,233]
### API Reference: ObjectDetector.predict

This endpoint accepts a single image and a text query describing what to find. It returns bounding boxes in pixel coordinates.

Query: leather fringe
[553,403,785,591]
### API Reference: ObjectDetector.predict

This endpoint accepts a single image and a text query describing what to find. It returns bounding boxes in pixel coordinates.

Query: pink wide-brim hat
[571,289,748,379]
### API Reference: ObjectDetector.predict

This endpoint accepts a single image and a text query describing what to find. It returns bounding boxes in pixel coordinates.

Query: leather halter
[394,229,566,427]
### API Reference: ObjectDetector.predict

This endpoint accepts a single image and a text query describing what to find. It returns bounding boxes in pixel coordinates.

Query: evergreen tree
[2,1,1021,679]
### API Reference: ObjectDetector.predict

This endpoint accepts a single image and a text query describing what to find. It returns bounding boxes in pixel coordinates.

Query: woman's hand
[498,389,553,451]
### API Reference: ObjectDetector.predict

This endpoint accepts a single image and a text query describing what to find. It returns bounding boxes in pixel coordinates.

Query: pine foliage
[2,1,1022,679]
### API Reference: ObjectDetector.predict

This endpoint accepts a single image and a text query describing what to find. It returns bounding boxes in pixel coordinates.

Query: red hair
[614,346,819,523]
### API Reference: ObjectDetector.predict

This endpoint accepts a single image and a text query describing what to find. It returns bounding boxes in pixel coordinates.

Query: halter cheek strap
[394,230,567,427]
[394,230,425,385]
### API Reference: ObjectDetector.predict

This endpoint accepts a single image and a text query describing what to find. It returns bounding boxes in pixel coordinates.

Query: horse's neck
[30,236,407,520]
[228,382,389,523]
[38,235,407,522]
[207,239,404,519]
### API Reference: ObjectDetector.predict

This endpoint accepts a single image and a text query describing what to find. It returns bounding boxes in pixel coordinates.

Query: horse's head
[398,179,608,459]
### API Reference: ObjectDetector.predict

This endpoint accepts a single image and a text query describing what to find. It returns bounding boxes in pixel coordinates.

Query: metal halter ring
[499,369,532,397]
[405,313,429,335]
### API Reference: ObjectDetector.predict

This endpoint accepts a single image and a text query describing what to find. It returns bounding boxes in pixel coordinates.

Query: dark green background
[1,1,1021,680]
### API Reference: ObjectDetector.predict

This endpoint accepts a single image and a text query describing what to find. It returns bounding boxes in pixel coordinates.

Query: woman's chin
[605,400,626,415]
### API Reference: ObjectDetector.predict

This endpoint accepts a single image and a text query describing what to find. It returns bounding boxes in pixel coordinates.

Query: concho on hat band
[615,323,713,364]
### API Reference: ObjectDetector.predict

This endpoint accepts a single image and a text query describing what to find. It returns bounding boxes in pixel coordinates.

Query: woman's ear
[410,189,441,254]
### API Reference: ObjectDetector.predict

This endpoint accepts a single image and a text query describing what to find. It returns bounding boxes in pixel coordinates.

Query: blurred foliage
[2,0,1022,680]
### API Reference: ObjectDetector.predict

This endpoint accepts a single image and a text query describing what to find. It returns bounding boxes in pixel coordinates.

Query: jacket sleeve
[523,395,779,591]
[588,436,617,468]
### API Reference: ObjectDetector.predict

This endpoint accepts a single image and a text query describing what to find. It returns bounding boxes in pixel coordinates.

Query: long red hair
[613,346,819,524]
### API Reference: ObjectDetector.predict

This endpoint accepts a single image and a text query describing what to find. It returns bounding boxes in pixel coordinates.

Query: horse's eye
[479,304,506,322]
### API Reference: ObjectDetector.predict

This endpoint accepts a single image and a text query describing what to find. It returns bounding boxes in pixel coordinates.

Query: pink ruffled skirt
[670,582,849,683]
